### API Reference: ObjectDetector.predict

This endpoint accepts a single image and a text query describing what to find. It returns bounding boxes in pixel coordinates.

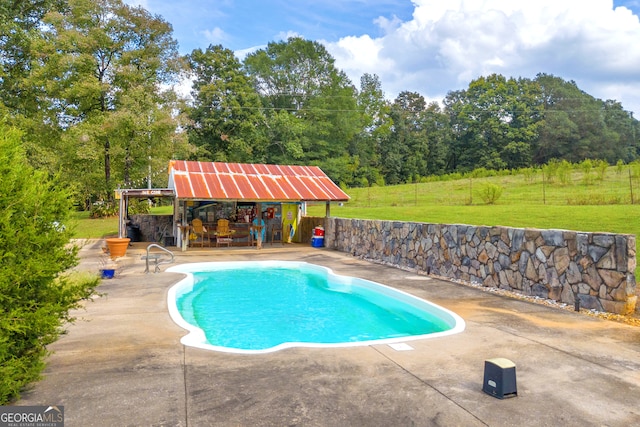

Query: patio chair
[191,218,210,247]
[270,223,283,245]
[215,219,234,247]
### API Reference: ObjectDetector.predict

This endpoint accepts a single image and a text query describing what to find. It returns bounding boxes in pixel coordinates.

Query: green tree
[187,44,266,162]
[244,37,360,173]
[602,100,639,163]
[533,73,635,165]
[350,73,392,186]
[26,0,184,202]
[422,102,450,175]
[0,0,66,117]
[381,91,430,184]
[0,0,70,175]
[0,123,98,403]
[260,109,306,164]
[444,74,541,171]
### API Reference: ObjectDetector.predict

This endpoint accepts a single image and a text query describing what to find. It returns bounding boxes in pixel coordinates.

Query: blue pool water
[167,261,465,353]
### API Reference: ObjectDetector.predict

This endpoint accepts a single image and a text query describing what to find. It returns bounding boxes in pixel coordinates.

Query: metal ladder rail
[143,244,174,273]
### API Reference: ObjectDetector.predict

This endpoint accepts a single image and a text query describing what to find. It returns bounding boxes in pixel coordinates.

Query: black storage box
[482,358,517,399]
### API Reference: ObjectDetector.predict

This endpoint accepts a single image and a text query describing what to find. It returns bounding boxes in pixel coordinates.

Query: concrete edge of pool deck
[16,239,640,426]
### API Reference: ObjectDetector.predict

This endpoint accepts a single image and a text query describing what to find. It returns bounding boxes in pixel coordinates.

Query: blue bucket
[311,236,324,248]
[100,268,115,279]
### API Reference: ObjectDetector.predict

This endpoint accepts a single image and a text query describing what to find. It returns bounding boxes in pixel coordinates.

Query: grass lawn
[70,206,173,238]
[308,166,640,238]
[307,166,639,278]
[309,204,639,238]
[70,211,119,239]
[72,167,638,276]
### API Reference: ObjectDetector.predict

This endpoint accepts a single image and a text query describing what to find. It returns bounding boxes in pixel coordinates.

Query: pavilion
[116,160,350,247]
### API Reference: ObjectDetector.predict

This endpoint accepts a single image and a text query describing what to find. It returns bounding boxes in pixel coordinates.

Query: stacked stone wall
[129,214,173,243]
[324,218,637,315]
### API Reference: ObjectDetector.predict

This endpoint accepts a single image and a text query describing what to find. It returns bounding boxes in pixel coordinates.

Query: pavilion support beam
[118,195,126,238]
[325,202,331,218]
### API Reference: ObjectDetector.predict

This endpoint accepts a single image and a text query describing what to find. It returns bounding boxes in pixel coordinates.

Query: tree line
[2,0,639,207]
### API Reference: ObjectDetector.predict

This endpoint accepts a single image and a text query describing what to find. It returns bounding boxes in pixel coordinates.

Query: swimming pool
[167,261,465,354]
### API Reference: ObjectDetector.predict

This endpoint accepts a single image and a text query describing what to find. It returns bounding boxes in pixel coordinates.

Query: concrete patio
[16,240,640,426]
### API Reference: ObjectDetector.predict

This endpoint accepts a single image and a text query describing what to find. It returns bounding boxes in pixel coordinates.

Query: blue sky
[127,1,640,116]
[128,0,416,53]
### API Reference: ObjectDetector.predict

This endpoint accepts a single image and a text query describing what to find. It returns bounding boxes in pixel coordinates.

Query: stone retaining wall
[129,214,173,244]
[324,218,637,315]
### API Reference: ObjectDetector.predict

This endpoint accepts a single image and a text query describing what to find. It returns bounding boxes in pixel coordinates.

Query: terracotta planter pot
[105,238,130,259]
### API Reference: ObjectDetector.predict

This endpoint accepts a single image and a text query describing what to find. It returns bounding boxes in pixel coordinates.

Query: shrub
[557,160,573,185]
[128,199,151,215]
[543,159,560,183]
[566,194,624,205]
[0,125,99,404]
[594,159,609,181]
[89,202,119,218]
[521,167,537,183]
[580,159,594,185]
[632,160,640,180]
[478,183,504,205]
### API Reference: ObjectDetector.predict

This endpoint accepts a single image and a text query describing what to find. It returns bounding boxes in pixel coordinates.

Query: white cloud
[123,0,149,8]
[327,35,395,83]
[232,31,301,60]
[201,27,228,45]
[373,14,403,34]
[172,75,194,100]
[235,45,265,61]
[324,0,640,114]
[274,30,304,42]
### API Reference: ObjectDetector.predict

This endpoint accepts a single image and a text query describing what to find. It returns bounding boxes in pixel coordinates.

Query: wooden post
[118,193,126,238]
[630,168,635,205]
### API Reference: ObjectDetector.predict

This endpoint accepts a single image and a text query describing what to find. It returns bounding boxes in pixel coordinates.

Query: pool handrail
[143,243,174,273]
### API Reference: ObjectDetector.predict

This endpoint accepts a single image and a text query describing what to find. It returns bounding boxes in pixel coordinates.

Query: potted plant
[99,255,118,279]
[105,237,131,259]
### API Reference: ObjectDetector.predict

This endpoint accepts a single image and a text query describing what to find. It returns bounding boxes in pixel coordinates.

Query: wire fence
[344,167,640,207]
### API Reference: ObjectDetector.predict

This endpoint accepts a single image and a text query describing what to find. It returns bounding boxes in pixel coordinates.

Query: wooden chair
[191,218,210,247]
[215,219,234,247]
[270,223,283,245]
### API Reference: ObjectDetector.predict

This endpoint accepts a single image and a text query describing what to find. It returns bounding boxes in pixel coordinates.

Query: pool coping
[166,260,465,354]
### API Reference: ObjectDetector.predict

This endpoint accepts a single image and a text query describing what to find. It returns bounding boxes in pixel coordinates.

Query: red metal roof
[168,160,350,202]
